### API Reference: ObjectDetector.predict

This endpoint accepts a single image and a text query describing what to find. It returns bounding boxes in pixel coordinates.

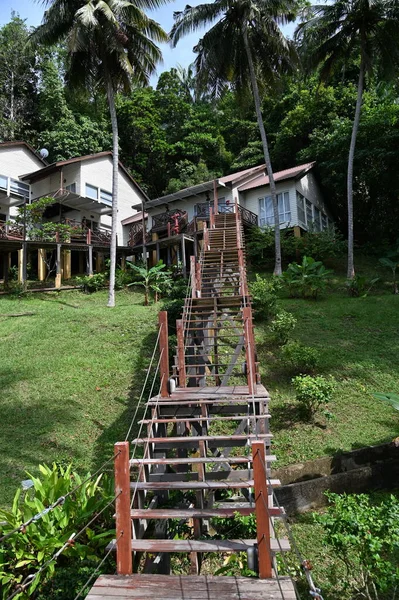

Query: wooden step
[108,537,290,553]
[129,506,283,519]
[130,479,280,491]
[139,414,271,425]
[132,434,272,448]
[130,455,276,466]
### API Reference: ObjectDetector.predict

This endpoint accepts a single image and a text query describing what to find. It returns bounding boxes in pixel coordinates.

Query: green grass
[256,282,399,468]
[0,289,158,507]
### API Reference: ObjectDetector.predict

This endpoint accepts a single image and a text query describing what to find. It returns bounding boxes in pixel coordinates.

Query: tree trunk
[10,70,15,140]
[347,54,365,280]
[242,25,282,275]
[106,77,119,307]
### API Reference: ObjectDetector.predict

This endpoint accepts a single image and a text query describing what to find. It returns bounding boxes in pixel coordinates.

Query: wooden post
[55,243,62,289]
[243,306,256,395]
[209,206,215,230]
[181,237,186,277]
[38,248,46,281]
[190,256,196,298]
[236,210,242,249]
[203,222,208,250]
[18,247,23,283]
[196,262,201,298]
[252,440,272,578]
[114,441,132,575]
[176,319,186,388]
[213,179,218,215]
[158,311,169,398]
[121,255,126,272]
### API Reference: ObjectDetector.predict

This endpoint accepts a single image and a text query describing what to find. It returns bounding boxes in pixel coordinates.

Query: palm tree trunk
[242,25,282,275]
[347,54,365,280]
[106,76,119,307]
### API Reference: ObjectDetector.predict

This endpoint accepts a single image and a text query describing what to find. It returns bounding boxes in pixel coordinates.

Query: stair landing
[86,574,296,599]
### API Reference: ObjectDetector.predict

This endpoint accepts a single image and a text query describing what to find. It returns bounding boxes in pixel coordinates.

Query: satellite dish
[39,148,49,159]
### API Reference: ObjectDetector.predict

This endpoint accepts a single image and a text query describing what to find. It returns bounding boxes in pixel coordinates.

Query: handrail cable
[0,453,119,545]
[125,323,163,441]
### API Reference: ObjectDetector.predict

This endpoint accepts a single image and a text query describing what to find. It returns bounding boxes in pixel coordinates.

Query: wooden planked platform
[86,574,296,599]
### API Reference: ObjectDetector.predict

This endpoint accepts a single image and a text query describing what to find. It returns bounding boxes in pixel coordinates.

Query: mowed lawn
[0,290,157,507]
[257,290,399,467]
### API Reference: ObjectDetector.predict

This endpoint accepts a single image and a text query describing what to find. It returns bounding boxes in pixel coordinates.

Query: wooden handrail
[252,441,272,578]
[159,311,170,398]
[114,441,132,575]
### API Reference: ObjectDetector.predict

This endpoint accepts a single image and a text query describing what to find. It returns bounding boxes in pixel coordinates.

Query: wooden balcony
[0,218,111,245]
[194,203,258,227]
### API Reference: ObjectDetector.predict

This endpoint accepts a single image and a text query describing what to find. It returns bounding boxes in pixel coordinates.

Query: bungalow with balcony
[127,161,333,273]
[0,141,147,286]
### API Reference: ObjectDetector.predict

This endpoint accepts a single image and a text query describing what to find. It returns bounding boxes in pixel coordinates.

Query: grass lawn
[0,289,158,507]
[256,277,399,468]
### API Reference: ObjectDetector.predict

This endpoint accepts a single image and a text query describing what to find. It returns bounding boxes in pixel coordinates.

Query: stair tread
[108,538,290,553]
[133,434,272,444]
[130,479,280,490]
[129,506,282,519]
[139,414,271,424]
[130,455,276,465]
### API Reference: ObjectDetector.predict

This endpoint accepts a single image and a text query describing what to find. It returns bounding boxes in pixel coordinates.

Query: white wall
[0,146,44,219]
[241,181,297,229]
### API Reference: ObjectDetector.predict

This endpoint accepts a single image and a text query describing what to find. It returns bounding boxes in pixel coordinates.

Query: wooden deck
[86,574,296,599]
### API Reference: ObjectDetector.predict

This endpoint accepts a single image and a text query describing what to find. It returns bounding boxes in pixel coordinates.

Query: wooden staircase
[87,208,295,599]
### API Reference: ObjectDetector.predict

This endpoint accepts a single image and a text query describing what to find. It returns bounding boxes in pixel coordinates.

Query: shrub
[0,463,114,599]
[346,274,379,297]
[76,273,106,293]
[316,492,399,599]
[249,274,281,321]
[282,256,333,299]
[292,374,335,419]
[281,341,318,374]
[114,268,134,290]
[269,310,297,345]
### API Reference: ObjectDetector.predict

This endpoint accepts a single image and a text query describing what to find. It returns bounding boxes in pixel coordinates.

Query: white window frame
[85,183,113,205]
[259,191,291,227]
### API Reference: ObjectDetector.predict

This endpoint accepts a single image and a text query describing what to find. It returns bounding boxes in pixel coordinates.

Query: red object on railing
[114,441,132,575]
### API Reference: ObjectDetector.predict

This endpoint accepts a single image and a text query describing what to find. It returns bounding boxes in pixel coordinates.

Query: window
[259,192,291,227]
[314,206,321,232]
[85,183,113,204]
[305,199,313,226]
[66,182,76,193]
[297,192,306,225]
[321,213,328,230]
[0,175,7,191]
[85,183,98,199]
[100,189,112,205]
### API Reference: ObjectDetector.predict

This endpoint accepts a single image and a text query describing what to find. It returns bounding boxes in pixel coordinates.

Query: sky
[0,0,208,84]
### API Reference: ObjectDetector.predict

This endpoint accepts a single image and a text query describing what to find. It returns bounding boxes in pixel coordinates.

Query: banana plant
[379,240,399,294]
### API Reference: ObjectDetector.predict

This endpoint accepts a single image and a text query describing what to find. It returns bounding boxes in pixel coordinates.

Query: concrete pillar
[151,232,158,267]
[38,248,46,281]
[121,255,126,272]
[87,246,93,276]
[62,249,71,280]
[294,226,301,238]
[18,249,23,283]
[55,243,62,289]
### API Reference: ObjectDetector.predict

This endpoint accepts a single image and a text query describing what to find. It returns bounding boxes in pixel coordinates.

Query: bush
[0,463,114,599]
[114,268,134,290]
[282,256,333,299]
[76,273,106,293]
[249,274,281,321]
[346,274,379,297]
[269,310,297,345]
[316,492,399,599]
[281,341,318,374]
[292,374,335,419]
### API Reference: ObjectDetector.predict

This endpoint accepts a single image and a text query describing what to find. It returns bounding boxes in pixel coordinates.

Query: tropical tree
[296,0,399,279]
[170,0,298,275]
[32,0,168,306]
[127,261,172,304]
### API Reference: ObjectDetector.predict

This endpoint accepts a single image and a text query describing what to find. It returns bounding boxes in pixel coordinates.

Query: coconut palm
[296,0,399,280]
[171,0,298,275]
[32,0,168,306]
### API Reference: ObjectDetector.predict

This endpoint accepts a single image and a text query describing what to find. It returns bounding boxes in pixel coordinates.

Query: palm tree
[32,0,168,306]
[296,0,399,279]
[170,0,297,275]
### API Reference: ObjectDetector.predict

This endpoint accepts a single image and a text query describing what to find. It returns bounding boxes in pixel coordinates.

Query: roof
[237,162,315,192]
[0,140,48,166]
[121,212,148,226]
[21,151,149,202]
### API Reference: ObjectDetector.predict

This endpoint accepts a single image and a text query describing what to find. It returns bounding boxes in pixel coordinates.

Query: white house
[0,141,148,283]
[127,162,333,272]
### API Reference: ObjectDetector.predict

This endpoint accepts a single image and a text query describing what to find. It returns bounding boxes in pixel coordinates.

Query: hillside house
[128,162,333,272]
[0,141,146,285]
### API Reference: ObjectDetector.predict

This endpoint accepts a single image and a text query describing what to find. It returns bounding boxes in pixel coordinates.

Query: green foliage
[345,274,379,298]
[11,196,81,243]
[214,553,257,578]
[379,240,399,294]
[292,374,335,419]
[281,341,318,374]
[0,463,114,600]
[249,274,281,320]
[269,310,297,345]
[282,256,333,299]
[127,261,172,305]
[373,392,399,412]
[316,492,399,599]
[76,273,106,293]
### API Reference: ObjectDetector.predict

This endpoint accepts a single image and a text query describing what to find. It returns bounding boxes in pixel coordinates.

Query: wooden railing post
[176,318,186,387]
[114,441,132,575]
[252,440,272,578]
[209,207,215,229]
[196,262,201,297]
[213,179,218,215]
[243,306,256,395]
[159,311,170,397]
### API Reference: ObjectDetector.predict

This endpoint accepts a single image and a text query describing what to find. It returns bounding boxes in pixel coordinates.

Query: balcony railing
[194,203,258,227]
[237,204,258,226]
[0,218,111,245]
[0,175,30,200]
[0,220,24,240]
[151,209,188,233]
[128,223,151,247]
